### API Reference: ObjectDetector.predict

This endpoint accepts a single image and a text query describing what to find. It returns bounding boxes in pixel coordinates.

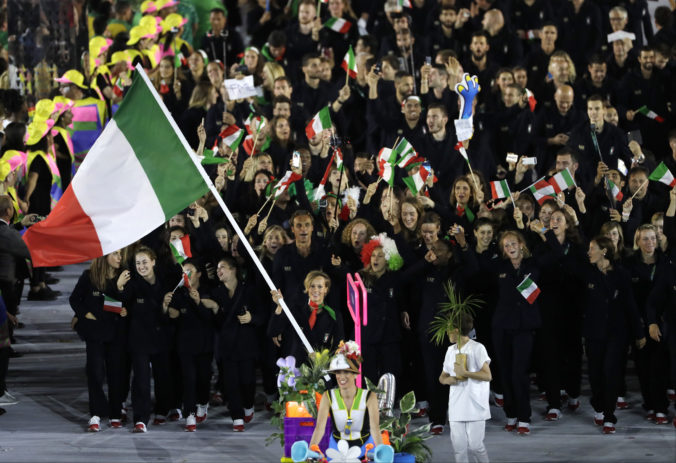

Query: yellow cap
[52,96,75,119]
[89,36,112,58]
[25,119,55,146]
[162,13,187,34]
[127,25,156,45]
[139,15,161,33]
[155,0,178,10]
[54,69,88,89]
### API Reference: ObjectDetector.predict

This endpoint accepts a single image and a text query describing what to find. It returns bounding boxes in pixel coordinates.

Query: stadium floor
[1,264,674,463]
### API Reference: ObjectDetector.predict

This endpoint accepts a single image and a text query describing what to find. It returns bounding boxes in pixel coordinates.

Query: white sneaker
[185,413,196,432]
[133,422,148,433]
[0,391,18,406]
[233,418,244,432]
[88,415,101,432]
[196,403,208,423]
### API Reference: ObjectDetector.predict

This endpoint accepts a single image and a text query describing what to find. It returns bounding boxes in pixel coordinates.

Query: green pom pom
[388,254,404,271]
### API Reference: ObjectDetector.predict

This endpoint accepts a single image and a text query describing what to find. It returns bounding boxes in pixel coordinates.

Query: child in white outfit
[440,313,492,463]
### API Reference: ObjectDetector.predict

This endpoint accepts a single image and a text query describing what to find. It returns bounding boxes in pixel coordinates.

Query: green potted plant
[428,281,483,380]
[379,390,432,462]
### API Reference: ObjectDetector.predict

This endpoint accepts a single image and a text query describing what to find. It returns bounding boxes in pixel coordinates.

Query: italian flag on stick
[305,106,332,139]
[490,179,511,200]
[170,235,192,264]
[608,179,623,201]
[22,66,209,267]
[636,106,665,123]
[649,162,676,187]
[325,17,352,33]
[313,150,336,201]
[216,125,245,152]
[273,170,302,198]
[529,178,557,205]
[403,164,436,195]
[517,274,540,304]
[548,168,576,193]
[173,271,191,292]
[394,138,417,167]
[341,45,357,79]
[377,147,397,186]
[103,294,123,314]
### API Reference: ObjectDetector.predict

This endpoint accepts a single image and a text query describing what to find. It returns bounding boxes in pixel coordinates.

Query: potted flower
[428,281,483,380]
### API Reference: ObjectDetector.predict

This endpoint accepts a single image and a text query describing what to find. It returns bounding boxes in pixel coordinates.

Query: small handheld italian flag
[490,179,511,200]
[517,274,540,304]
[113,77,125,97]
[529,177,557,205]
[244,113,266,135]
[273,170,302,198]
[103,294,124,314]
[305,106,332,139]
[403,163,436,195]
[170,235,192,264]
[636,105,665,123]
[607,179,623,201]
[341,45,357,79]
[173,270,191,292]
[525,88,537,112]
[455,142,469,163]
[215,124,245,152]
[397,0,413,8]
[325,17,352,34]
[393,138,417,167]
[649,162,676,187]
[334,147,344,171]
[548,167,576,193]
[377,147,397,186]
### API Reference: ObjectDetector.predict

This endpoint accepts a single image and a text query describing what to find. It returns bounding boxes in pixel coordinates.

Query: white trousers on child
[449,421,489,463]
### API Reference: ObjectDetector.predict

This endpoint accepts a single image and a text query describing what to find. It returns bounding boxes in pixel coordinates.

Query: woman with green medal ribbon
[309,341,385,459]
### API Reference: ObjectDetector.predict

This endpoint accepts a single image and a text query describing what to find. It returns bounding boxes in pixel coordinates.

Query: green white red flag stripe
[398,0,412,8]
[273,170,302,198]
[103,294,123,314]
[525,88,537,112]
[170,235,192,264]
[529,177,556,205]
[403,164,436,195]
[636,106,665,123]
[313,150,336,201]
[393,138,417,167]
[548,168,576,193]
[490,179,511,200]
[245,113,265,135]
[305,106,332,139]
[455,142,469,163]
[22,66,209,267]
[173,271,191,292]
[341,45,357,79]
[607,179,623,201]
[325,17,351,33]
[649,162,676,187]
[215,124,245,152]
[517,274,540,304]
[377,147,398,186]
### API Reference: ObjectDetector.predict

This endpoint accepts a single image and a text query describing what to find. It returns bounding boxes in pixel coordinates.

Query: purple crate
[283,416,333,458]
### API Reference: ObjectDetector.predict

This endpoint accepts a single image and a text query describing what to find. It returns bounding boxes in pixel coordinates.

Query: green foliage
[428,280,483,348]
[379,391,433,463]
[265,350,332,448]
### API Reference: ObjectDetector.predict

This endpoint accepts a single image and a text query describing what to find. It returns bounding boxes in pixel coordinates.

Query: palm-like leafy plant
[428,280,484,351]
[379,391,432,462]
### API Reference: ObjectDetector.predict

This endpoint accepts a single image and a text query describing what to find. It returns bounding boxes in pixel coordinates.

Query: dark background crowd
[1,0,676,439]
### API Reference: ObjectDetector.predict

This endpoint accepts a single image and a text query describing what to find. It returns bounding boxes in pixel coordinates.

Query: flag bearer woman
[118,246,180,433]
[582,236,645,434]
[69,250,128,432]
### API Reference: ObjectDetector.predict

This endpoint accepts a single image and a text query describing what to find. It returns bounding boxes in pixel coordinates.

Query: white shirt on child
[443,339,491,422]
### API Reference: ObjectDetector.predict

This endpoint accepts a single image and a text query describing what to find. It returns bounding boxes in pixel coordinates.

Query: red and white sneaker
[602,422,615,434]
[504,418,517,432]
[430,424,444,435]
[132,422,147,433]
[545,409,561,421]
[567,398,580,411]
[667,389,676,402]
[233,419,244,432]
[593,412,604,426]
[414,407,428,418]
[517,422,530,435]
[185,413,196,432]
[493,393,504,408]
[646,411,656,422]
[616,397,629,409]
[110,419,123,429]
[655,413,668,425]
[168,409,182,422]
[87,416,101,432]
[243,408,254,424]
[152,415,166,426]
[196,404,208,424]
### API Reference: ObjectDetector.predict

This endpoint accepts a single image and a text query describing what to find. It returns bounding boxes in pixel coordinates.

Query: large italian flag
[23,67,209,267]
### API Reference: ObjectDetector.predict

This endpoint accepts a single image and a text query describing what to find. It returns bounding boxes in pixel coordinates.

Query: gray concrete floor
[1,264,675,462]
